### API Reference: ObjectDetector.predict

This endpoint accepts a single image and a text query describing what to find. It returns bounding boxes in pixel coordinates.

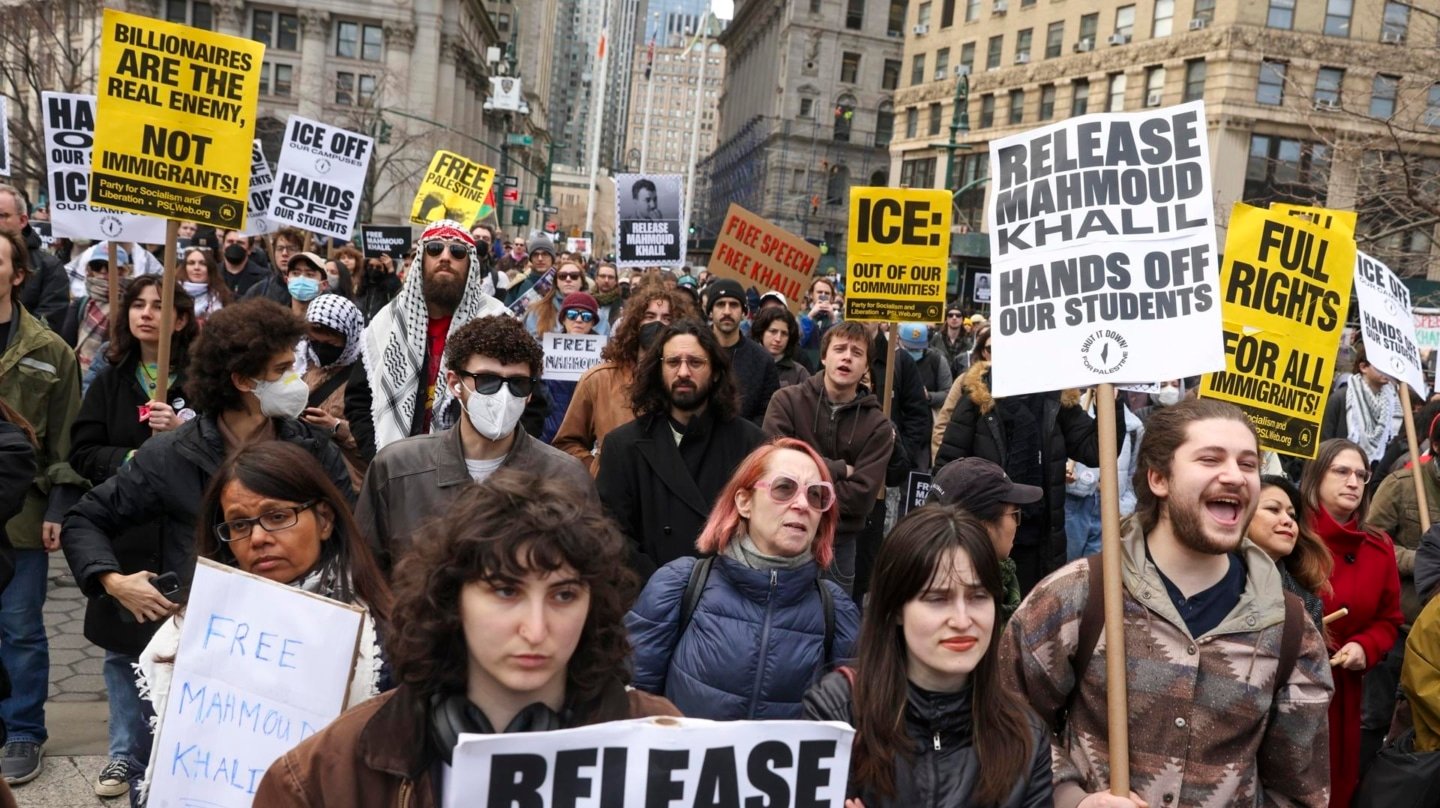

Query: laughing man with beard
[1000,398,1333,808]
[596,319,765,579]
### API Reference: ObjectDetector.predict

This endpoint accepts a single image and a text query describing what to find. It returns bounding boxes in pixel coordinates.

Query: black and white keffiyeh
[300,293,365,370]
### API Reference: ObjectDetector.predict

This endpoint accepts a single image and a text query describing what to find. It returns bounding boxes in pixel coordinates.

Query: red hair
[695,438,838,568]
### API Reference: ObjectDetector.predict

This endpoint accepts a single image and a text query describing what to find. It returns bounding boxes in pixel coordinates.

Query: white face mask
[250,372,309,418]
[458,384,527,440]
[1152,386,1181,407]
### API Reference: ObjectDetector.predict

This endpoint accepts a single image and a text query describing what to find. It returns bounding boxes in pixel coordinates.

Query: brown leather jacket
[254,681,679,807]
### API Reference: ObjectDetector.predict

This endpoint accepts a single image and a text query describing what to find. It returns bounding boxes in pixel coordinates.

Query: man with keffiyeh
[344,221,510,459]
[1321,339,1401,483]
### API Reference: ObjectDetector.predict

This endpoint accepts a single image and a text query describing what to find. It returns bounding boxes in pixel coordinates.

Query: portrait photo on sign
[618,174,679,221]
[614,173,685,267]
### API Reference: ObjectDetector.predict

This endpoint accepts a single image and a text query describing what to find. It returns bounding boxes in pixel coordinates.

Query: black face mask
[620,284,631,299]
[638,321,665,350]
[311,340,345,367]
[222,244,248,265]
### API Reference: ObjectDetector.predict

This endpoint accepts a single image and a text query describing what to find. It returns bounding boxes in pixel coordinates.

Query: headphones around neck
[427,693,567,764]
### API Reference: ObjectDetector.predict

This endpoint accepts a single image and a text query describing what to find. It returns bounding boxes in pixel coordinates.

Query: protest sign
[445,717,853,808]
[615,173,685,267]
[42,92,169,243]
[266,115,373,240]
[569,236,591,256]
[1272,202,1358,236]
[1354,250,1425,394]
[0,96,10,176]
[985,101,1223,397]
[89,9,262,228]
[542,333,608,382]
[510,268,557,319]
[239,139,277,236]
[1417,309,1440,355]
[1199,203,1355,458]
[360,225,412,260]
[410,150,496,226]
[146,558,363,807]
[900,471,932,516]
[710,204,818,313]
[30,222,53,253]
[844,187,950,323]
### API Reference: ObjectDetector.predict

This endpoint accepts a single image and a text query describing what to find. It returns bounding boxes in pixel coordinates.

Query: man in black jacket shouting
[705,278,778,424]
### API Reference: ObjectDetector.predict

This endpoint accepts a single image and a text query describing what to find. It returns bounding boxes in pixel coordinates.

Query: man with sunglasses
[356,315,595,573]
[596,320,765,578]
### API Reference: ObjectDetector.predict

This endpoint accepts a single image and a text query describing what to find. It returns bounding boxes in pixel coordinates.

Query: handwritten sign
[42,92,168,243]
[845,187,950,323]
[266,115,373,239]
[410,150,496,226]
[444,717,854,808]
[710,205,818,313]
[542,333,608,382]
[146,558,363,808]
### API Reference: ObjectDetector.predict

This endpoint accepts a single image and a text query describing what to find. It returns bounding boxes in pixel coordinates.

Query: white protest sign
[41,92,168,243]
[240,139,278,236]
[146,558,363,807]
[542,333,608,382]
[986,101,1223,396]
[445,717,854,808]
[0,96,10,176]
[1355,251,1425,394]
[266,115,373,239]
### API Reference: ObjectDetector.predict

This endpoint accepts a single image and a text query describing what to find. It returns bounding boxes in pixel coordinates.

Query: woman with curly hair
[751,305,810,388]
[254,470,679,807]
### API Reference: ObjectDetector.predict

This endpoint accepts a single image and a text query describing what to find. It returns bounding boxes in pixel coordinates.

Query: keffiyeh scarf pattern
[1345,373,1398,460]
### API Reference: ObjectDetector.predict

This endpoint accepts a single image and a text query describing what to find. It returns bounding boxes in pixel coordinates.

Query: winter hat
[527,234,556,257]
[705,278,746,314]
[560,291,599,318]
[898,323,929,351]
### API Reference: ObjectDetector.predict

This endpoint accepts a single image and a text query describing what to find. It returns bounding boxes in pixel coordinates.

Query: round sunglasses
[754,475,835,512]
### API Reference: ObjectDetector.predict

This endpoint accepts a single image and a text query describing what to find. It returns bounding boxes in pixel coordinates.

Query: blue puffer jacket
[626,555,860,720]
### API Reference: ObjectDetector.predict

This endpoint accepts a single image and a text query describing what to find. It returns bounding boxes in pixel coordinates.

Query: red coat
[1312,506,1403,808]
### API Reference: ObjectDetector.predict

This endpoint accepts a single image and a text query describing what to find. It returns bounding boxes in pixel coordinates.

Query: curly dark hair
[600,285,697,368]
[106,275,198,366]
[186,298,306,415]
[444,315,543,377]
[749,305,801,363]
[387,469,637,705]
[629,319,740,421]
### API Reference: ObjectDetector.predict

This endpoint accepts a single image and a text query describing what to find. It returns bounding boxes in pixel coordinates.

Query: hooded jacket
[763,374,895,535]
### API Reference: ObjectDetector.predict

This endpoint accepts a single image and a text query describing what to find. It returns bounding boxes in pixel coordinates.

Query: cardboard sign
[42,92,169,243]
[146,558,363,807]
[266,115,373,239]
[360,225,412,260]
[710,204,818,313]
[844,187,949,323]
[1355,250,1425,394]
[444,717,854,808]
[615,173,684,267]
[89,9,263,228]
[901,471,932,516]
[409,150,496,227]
[0,96,10,177]
[1199,203,1356,458]
[985,102,1223,397]
[238,139,277,236]
[542,332,608,382]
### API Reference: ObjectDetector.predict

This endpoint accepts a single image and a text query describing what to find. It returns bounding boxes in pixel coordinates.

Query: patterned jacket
[999,518,1334,808]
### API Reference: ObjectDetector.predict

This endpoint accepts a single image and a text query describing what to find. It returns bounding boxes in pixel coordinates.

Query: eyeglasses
[425,241,470,260]
[215,500,316,543]
[564,309,597,323]
[457,369,536,397]
[1328,464,1371,484]
[557,271,583,281]
[275,243,298,254]
[754,475,835,512]
[663,355,710,371]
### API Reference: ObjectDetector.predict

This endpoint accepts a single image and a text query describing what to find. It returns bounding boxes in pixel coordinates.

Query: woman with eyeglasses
[135,441,392,800]
[803,505,1051,808]
[523,258,588,340]
[540,292,600,443]
[1299,438,1402,808]
[626,437,860,720]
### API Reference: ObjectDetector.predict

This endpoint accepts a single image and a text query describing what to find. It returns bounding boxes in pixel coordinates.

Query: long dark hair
[750,305,801,363]
[1259,474,1333,596]
[629,319,740,422]
[181,246,234,307]
[194,441,392,622]
[850,505,1034,805]
[105,275,199,367]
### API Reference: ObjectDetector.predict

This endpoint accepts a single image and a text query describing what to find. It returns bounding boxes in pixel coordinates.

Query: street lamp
[931,70,972,191]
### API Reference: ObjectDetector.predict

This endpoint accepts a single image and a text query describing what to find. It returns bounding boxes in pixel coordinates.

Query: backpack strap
[817,578,836,666]
[1059,554,1106,733]
[677,556,715,641]
[1273,591,1305,701]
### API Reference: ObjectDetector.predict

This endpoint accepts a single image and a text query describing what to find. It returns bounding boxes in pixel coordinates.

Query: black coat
[803,671,1052,808]
[221,258,271,296]
[871,334,933,474]
[0,420,37,594]
[67,357,188,654]
[62,414,354,602]
[18,225,69,332]
[596,408,765,578]
[726,336,780,424]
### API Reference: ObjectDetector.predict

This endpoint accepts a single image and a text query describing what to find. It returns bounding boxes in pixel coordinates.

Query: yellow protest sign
[710,204,818,313]
[844,188,950,322]
[410,150,497,226]
[1200,203,1356,458]
[1271,202,1358,237]
[90,8,262,228]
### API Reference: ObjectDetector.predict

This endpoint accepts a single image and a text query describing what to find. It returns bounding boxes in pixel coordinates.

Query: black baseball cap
[927,457,1043,512]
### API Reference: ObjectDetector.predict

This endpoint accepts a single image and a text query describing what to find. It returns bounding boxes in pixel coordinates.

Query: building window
[337,21,383,61]
[876,101,895,146]
[1009,89,1025,124]
[1022,0,1036,6]
[883,59,901,90]
[966,0,981,23]
[333,72,377,106]
[979,94,995,127]
[834,95,856,141]
[1267,0,1295,30]
[934,48,950,80]
[840,52,861,83]
[1079,13,1099,46]
[1183,59,1206,102]
[1072,78,1090,115]
[1115,5,1135,38]
[906,107,919,138]
[899,157,937,189]
[929,102,943,135]
[1371,74,1399,118]
[1145,66,1165,105]
[1382,1,1409,40]
[1015,28,1032,62]
[259,62,293,97]
[917,1,932,27]
[1046,21,1065,58]
[888,0,906,35]
[1257,60,1286,105]
[1194,0,1215,23]
[1244,134,1330,207]
[1153,0,1174,37]
[941,0,956,27]
[846,0,864,29]
[1039,84,1056,120]
[799,97,815,118]
[166,0,212,29]
[1427,84,1440,127]
[251,10,299,51]
[1324,0,1352,36]
[986,35,1003,69]
[911,54,927,85]
[960,42,976,73]
[810,0,822,14]
[1108,72,1127,111]
[1314,67,1344,106]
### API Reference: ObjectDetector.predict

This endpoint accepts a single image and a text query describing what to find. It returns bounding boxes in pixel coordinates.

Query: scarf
[1345,374,1397,460]
[76,296,108,371]
[361,220,509,451]
[722,533,814,570]
[593,288,622,307]
[300,293,365,369]
[294,547,356,604]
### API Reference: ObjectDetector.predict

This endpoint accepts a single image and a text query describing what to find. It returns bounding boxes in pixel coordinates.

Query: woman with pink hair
[625,437,861,719]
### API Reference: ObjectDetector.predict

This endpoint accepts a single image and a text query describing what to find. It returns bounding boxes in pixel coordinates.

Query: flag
[645,37,655,80]
[598,29,607,59]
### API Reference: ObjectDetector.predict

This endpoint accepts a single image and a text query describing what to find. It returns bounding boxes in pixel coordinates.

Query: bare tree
[324,71,446,224]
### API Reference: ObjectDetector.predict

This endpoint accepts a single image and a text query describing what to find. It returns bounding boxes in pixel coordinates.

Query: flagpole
[682,8,711,244]
[583,11,612,238]
[639,29,658,173]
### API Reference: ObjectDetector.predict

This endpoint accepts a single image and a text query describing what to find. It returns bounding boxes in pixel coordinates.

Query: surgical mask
[182,280,209,298]
[326,272,341,290]
[639,321,665,350]
[250,372,309,418]
[288,277,321,302]
[311,340,345,367]
[1152,387,1181,407]
[906,349,924,362]
[223,244,248,265]
[458,384,526,440]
